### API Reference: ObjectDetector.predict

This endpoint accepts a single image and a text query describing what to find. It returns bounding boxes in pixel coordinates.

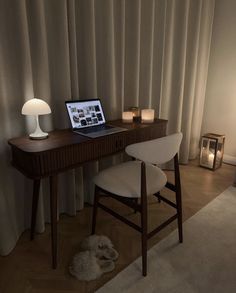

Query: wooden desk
[8,119,167,268]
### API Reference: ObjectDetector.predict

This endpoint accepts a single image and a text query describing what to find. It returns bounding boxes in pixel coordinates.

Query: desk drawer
[91,132,131,158]
[35,134,129,176]
[31,125,165,177]
[9,120,167,178]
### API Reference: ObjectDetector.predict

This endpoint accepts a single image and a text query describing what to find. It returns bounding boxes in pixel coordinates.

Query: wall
[201,0,236,162]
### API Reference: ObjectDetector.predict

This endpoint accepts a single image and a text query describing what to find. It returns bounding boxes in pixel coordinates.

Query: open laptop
[65,99,127,138]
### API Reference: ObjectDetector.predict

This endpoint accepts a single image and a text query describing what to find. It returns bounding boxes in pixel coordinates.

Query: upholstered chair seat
[94,161,167,198]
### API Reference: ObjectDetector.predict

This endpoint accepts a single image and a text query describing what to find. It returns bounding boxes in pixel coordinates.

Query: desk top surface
[8,119,167,153]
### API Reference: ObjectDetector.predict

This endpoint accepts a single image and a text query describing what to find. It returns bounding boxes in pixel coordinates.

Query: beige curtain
[0,0,215,255]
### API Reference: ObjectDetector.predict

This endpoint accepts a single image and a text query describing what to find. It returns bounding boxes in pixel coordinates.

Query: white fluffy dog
[80,235,119,261]
[69,235,119,281]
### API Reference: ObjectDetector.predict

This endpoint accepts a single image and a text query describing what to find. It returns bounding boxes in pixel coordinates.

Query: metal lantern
[200,133,225,170]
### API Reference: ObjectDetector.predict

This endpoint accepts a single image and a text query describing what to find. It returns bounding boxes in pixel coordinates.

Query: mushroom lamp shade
[22,98,51,139]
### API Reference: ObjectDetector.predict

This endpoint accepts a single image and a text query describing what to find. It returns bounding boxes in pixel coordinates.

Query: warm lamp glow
[22,98,51,140]
[199,133,225,170]
[141,109,155,123]
[22,98,51,115]
[122,111,133,123]
[208,153,214,166]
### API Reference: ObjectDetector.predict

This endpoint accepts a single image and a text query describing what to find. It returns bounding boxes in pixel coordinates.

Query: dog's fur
[69,235,118,281]
[69,251,101,281]
[80,235,119,261]
[80,235,113,251]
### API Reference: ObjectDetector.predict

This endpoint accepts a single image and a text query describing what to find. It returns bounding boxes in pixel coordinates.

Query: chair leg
[91,185,99,235]
[154,191,161,203]
[133,198,138,213]
[141,203,147,276]
[174,154,183,243]
[141,162,148,276]
[176,189,183,243]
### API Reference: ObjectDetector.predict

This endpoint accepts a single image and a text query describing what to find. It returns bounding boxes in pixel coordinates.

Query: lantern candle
[208,153,214,166]
[141,109,155,123]
[122,111,133,123]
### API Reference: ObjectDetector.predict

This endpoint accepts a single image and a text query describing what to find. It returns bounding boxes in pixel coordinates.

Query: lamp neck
[34,115,42,132]
[29,115,48,139]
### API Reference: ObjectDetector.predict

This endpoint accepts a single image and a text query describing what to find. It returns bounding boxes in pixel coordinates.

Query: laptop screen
[65,99,106,129]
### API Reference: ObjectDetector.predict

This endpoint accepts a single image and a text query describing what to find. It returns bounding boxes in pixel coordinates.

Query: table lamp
[22,98,51,139]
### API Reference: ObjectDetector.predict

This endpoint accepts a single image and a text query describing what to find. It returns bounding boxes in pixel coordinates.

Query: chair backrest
[125,132,183,164]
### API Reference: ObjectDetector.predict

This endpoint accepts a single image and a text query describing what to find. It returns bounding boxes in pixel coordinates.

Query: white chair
[92,133,183,276]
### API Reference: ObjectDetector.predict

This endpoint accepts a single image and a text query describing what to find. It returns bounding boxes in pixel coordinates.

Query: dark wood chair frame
[91,153,183,276]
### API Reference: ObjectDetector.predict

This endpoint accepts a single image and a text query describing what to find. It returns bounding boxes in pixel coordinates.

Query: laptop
[65,99,127,138]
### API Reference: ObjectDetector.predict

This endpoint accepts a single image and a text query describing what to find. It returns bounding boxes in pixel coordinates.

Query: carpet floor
[96,186,236,293]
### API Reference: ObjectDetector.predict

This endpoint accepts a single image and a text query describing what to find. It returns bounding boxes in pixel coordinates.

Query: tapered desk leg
[50,175,58,269]
[31,179,40,240]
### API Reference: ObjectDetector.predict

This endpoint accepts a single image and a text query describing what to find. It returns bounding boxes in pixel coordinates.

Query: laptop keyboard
[77,124,113,134]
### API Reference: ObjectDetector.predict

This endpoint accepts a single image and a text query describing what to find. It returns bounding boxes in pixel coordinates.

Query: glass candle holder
[141,109,155,123]
[129,107,141,122]
[122,111,133,123]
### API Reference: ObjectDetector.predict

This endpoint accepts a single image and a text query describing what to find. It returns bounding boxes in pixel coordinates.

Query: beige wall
[202,0,236,159]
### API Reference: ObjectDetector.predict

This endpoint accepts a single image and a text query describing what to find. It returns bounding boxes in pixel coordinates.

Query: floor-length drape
[0,0,215,255]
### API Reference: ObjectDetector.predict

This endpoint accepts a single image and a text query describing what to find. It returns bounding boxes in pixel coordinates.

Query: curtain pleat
[66,0,79,98]
[138,0,155,109]
[0,0,215,255]
[159,0,175,122]
[189,0,215,160]
[113,0,125,113]
[0,0,35,254]
[75,0,97,98]
[124,0,141,108]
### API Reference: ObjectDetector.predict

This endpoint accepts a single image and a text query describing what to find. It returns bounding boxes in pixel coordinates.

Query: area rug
[96,186,236,293]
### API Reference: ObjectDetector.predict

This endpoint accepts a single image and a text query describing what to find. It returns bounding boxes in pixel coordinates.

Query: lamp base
[29,132,48,140]
[29,115,49,140]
